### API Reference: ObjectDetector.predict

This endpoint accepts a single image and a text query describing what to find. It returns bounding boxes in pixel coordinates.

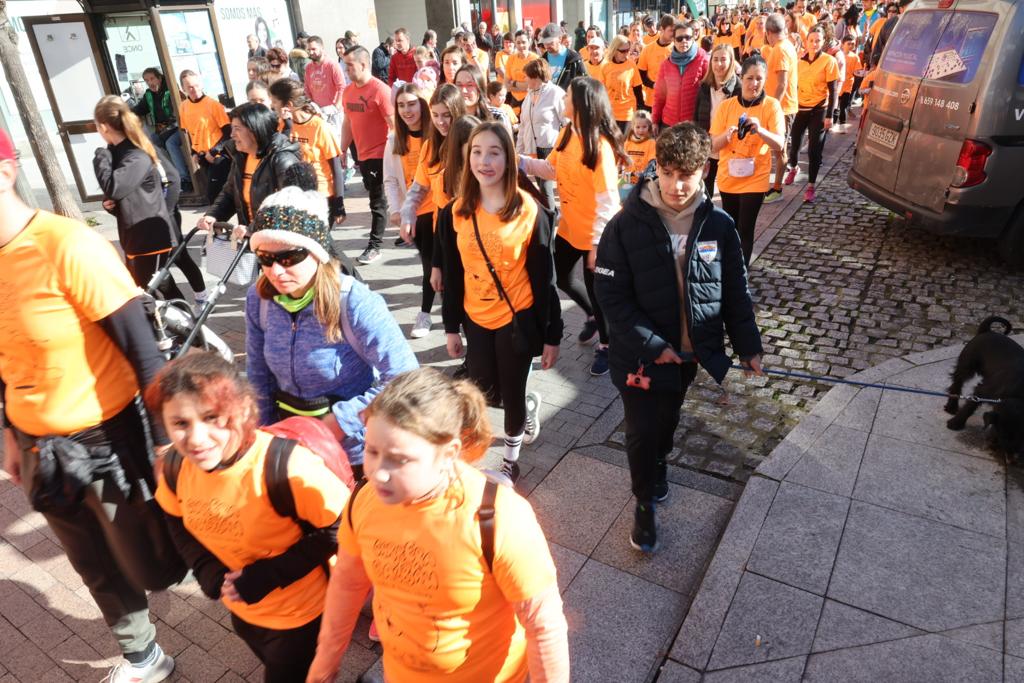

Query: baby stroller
[144,224,253,362]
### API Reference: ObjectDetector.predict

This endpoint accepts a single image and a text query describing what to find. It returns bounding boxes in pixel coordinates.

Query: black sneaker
[394,237,413,248]
[453,359,469,379]
[652,481,669,503]
[356,247,381,265]
[630,502,658,553]
[499,458,521,486]
[578,318,599,345]
[590,347,609,376]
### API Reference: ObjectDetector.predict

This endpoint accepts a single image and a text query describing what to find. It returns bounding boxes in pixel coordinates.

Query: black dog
[945,316,1024,462]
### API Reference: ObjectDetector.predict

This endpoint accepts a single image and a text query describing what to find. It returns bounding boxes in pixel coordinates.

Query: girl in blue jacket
[244,186,418,478]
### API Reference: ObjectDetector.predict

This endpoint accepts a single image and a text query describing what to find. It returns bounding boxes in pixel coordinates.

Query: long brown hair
[256,258,344,342]
[427,84,466,167]
[455,122,522,222]
[556,78,629,170]
[442,115,480,199]
[453,63,493,121]
[268,78,317,117]
[93,95,160,166]
[392,82,429,157]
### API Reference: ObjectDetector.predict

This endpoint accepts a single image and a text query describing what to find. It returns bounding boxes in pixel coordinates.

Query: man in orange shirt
[179,70,231,202]
[763,13,799,203]
[638,14,676,108]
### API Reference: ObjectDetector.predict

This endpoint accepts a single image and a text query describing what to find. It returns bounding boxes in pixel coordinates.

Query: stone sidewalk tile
[655,659,702,682]
[549,542,587,594]
[563,560,686,683]
[703,655,807,682]
[810,600,923,654]
[783,425,869,498]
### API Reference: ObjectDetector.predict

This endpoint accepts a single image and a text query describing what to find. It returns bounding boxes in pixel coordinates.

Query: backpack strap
[264,436,299,521]
[259,296,268,330]
[162,449,184,495]
[479,479,499,574]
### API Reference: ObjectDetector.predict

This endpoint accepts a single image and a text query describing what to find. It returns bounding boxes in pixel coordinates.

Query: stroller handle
[175,234,251,359]
[145,226,202,298]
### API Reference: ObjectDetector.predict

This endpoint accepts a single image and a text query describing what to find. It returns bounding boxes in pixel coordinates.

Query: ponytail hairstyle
[391,82,429,157]
[442,114,480,199]
[427,83,467,167]
[362,367,492,463]
[93,95,160,167]
[556,77,630,170]
[268,78,317,117]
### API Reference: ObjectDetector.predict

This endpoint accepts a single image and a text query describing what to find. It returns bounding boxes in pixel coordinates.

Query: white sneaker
[102,645,174,683]
[524,392,542,444]
[410,311,432,339]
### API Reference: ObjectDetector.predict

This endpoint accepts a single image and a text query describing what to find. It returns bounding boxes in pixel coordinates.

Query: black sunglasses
[255,247,311,268]
[675,34,694,42]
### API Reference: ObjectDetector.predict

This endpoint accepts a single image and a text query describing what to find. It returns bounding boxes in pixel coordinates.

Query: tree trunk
[0,2,83,220]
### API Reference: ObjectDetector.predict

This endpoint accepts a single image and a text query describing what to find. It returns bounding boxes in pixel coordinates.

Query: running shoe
[578,318,599,345]
[652,480,669,503]
[410,311,432,339]
[630,502,658,553]
[804,186,816,203]
[102,645,174,683]
[453,359,469,379]
[763,189,784,204]
[356,247,381,265]
[368,620,380,642]
[524,392,542,444]
[498,458,521,486]
[394,236,413,247]
[590,347,610,376]
[783,166,799,186]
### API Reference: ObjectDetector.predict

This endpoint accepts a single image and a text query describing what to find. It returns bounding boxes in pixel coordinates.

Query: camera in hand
[737,113,755,140]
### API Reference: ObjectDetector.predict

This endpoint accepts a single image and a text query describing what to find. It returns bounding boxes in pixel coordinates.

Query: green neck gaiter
[274,287,315,313]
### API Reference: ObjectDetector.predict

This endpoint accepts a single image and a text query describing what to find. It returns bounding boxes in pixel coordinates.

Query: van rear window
[880,10,997,85]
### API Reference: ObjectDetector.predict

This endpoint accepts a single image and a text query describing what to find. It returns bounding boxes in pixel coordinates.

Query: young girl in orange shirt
[622,110,657,183]
[306,367,569,683]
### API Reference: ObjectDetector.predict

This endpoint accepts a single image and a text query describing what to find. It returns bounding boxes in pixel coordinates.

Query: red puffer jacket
[652,49,710,127]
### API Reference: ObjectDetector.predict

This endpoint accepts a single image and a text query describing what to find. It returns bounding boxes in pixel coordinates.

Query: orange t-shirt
[601,59,643,122]
[180,95,229,153]
[545,132,619,250]
[710,94,786,194]
[401,133,435,217]
[713,34,733,52]
[0,211,141,436]
[494,50,512,82]
[339,464,557,683]
[746,26,766,53]
[242,154,259,221]
[413,139,449,223]
[765,38,799,115]
[624,136,656,180]
[453,191,536,330]
[505,52,541,99]
[642,32,658,46]
[842,51,863,95]
[638,40,672,106]
[797,52,839,108]
[585,60,604,79]
[290,114,342,196]
[155,430,349,630]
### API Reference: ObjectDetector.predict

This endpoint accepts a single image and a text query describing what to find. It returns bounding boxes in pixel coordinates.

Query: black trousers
[231,613,321,683]
[553,235,607,344]
[706,158,719,199]
[199,155,232,205]
[464,318,533,437]
[359,158,387,249]
[719,191,765,266]
[413,212,436,313]
[789,106,828,184]
[619,363,698,502]
[835,92,853,125]
[128,251,185,301]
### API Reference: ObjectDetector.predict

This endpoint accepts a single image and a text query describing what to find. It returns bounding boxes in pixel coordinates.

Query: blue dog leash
[727,364,1002,405]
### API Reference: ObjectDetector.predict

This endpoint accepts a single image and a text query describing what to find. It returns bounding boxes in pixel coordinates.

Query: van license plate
[867,122,899,150]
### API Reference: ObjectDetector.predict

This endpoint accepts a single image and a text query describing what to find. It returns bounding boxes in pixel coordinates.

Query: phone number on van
[918,96,960,111]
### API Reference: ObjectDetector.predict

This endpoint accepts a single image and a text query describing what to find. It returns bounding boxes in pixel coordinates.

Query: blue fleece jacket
[245,279,418,464]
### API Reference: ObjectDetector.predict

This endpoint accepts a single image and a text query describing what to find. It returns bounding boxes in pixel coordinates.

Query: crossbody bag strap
[470,212,518,320]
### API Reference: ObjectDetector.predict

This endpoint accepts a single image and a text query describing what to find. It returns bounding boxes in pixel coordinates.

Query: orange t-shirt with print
[155,430,349,630]
[505,52,541,100]
[797,52,839,108]
[601,59,643,122]
[0,211,141,436]
[585,60,604,79]
[624,136,656,180]
[453,191,536,330]
[545,132,618,250]
[290,114,342,196]
[180,96,229,153]
[401,133,435,217]
[710,94,786,194]
[339,464,557,683]
[413,139,449,223]
[765,37,799,115]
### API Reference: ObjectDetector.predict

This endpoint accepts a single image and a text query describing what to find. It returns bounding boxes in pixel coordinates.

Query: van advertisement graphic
[881,10,996,85]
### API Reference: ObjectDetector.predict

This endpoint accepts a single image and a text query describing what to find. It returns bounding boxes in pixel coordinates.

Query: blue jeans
[149,128,190,188]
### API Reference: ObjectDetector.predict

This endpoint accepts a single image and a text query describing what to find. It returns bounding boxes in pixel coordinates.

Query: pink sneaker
[368,619,380,642]
[804,186,816,203]
[784,166,799,186]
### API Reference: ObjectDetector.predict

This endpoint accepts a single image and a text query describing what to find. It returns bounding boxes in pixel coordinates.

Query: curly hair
[655,122,711,174]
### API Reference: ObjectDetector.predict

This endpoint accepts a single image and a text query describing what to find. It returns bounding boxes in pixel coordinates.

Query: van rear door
[852,10,952,194]
[892,8,1000,213]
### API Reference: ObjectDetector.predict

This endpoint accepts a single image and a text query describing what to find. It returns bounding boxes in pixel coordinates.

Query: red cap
[0,128,14,162]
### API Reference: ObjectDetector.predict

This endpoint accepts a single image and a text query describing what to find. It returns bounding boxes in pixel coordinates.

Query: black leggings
[706,158,719,199]
[553,235,607,344]
[835,92,853,125]
[170,218,206,294]
[464,318,533,438]
[789,105,828,184]
[127,252,184,301]
[231,613,321,683]
[413,212,436,313]
[720,191,765,266]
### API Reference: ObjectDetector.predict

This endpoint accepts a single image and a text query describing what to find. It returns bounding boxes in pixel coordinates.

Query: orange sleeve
[288,448,350,528]
[56,225,140,321]
[631,66,642,87]
[318,120,342,159]
[213,100,230,127]
[827,56,840,82]
[153,457,183,516]
[491,488,558,603]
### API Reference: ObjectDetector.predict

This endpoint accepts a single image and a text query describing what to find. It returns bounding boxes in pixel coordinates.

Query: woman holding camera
[709,54,785,265]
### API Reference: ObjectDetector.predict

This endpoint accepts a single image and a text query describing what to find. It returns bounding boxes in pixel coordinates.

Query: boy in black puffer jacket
[594,122,764,553]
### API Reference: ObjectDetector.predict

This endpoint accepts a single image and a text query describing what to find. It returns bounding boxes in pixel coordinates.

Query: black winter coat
[694,76,741,132]
[594,179,763,392]
[208,134,301,224]
[543,48,587,91]
[436,200,564,353]
[93,139,176,257]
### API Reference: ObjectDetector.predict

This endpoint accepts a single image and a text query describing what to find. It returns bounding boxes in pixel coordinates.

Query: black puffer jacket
[543,47,587,91]
[694,75,741,132]
[594,178,763,392]
[208,134,301,224]
[93,139,176,256]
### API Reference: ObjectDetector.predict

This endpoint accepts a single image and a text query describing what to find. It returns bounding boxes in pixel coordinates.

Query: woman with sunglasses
[244,187,418,479]
[266,46,298,83]
[600,35,645,133]
[652,22,710,131]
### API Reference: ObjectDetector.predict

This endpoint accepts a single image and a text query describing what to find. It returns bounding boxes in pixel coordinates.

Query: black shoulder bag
[470,213,543,357]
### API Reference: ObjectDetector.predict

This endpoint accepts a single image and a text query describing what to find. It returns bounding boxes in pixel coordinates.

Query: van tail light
[937,0,954,7]
[951,140,991,188]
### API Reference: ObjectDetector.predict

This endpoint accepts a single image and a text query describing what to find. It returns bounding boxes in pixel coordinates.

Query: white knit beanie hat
[249,186,333,263]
